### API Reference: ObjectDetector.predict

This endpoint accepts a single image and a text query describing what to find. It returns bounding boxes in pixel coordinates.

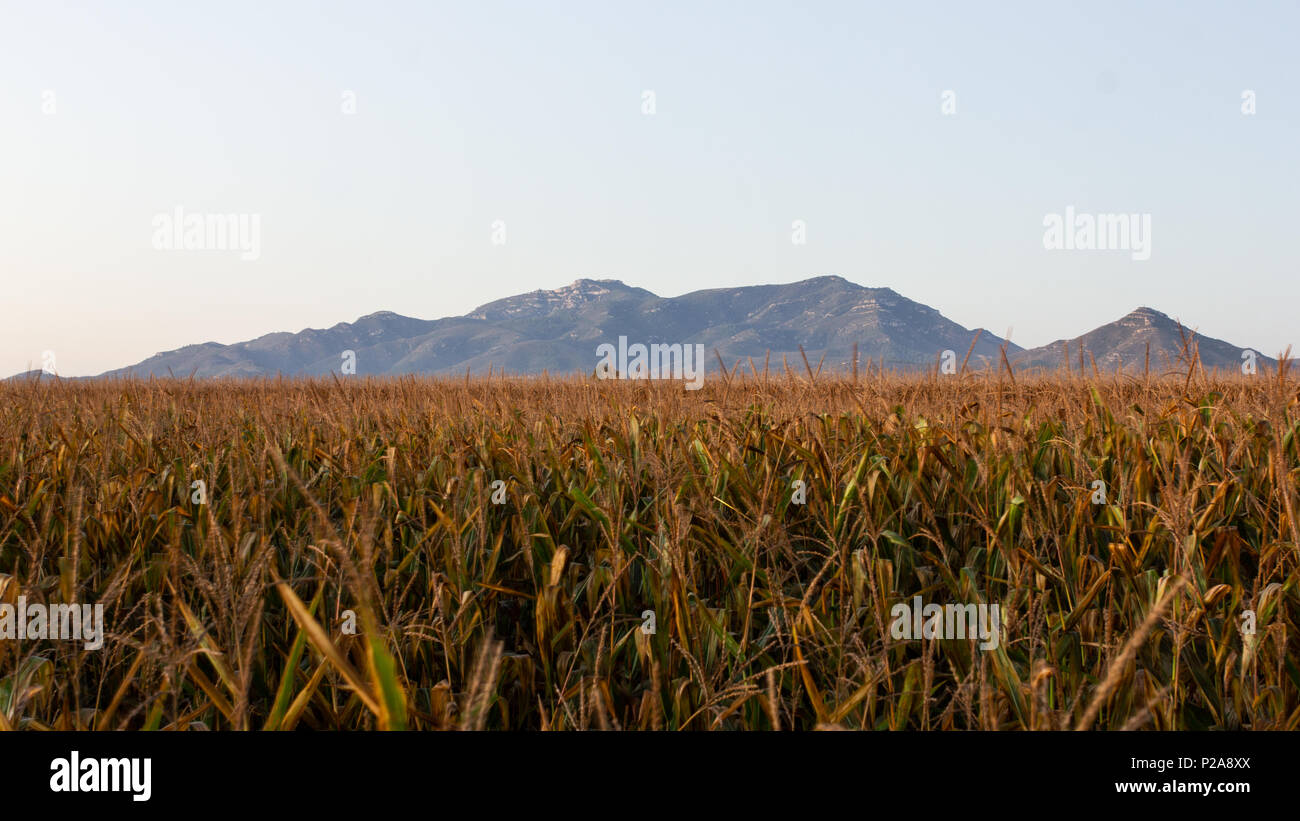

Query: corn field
[1,369,1297,730]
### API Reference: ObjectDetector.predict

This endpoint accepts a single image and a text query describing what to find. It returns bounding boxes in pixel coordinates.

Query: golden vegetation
[1,368,1297,730]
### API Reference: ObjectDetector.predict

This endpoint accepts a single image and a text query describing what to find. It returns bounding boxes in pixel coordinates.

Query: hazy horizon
[4,0,1297,376]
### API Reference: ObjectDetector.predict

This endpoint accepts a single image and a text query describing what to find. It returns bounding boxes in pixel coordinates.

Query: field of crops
[1,369,1297,730]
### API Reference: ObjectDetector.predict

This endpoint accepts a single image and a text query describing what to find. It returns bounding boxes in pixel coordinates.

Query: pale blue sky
[2,0,1296,376]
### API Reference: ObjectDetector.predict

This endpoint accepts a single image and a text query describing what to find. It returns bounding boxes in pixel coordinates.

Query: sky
[2,0,1297,376]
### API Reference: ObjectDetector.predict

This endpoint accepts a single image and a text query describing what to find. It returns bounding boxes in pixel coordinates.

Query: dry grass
[1,366,1298,730]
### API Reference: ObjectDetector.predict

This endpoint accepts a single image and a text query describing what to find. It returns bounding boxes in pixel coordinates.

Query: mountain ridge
[6,277,1285,380]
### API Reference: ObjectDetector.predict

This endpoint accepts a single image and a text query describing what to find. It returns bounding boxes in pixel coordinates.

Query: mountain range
[8,276,1284,379]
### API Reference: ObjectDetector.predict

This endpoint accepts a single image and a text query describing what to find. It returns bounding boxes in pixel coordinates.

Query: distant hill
[88,276,1018,378]
[2,370,67,382]
[1013,307,1280,375]
[9,278,1287,380]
